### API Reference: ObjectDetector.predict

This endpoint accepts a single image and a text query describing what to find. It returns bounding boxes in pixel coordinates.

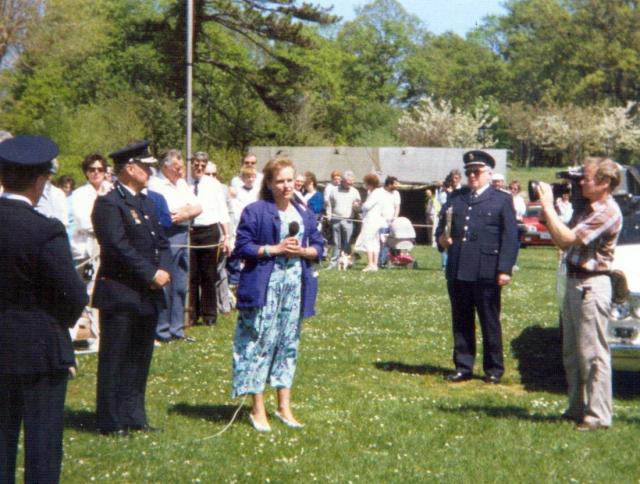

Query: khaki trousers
[562,274,612,426]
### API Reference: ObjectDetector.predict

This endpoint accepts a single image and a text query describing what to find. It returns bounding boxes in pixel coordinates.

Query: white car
[557,210,640,371]
[606,218,640,371]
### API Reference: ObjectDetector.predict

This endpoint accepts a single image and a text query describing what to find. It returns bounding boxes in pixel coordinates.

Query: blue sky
[313,0,506,36]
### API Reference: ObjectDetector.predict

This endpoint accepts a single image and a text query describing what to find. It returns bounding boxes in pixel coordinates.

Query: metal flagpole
[185,0,194,327]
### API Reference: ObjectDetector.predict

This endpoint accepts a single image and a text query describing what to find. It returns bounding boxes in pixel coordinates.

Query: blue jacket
[435,186,519,281]
[233,199,324,319]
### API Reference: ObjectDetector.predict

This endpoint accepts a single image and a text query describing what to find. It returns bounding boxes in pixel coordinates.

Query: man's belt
[566,263,610,279]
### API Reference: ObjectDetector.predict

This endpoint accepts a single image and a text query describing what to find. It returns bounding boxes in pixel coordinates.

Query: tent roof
[249,146,508,185]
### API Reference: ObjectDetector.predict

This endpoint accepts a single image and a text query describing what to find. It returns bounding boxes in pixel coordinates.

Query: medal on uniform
[130,208,142,224]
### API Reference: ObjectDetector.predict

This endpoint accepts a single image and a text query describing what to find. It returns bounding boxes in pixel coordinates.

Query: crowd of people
[0,131,621,483]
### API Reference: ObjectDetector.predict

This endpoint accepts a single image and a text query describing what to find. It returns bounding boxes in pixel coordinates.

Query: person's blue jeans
[156,230,188,339]
[330,219,353,263]
[378,227,390,267]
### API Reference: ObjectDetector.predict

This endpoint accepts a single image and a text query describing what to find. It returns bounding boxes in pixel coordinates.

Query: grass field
[22,246,640,482]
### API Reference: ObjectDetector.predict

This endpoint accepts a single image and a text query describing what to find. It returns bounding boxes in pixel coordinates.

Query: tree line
[1,0,640,177]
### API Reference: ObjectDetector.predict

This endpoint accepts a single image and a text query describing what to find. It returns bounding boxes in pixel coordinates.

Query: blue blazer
[435,186,519,281]
[233,199,324,319]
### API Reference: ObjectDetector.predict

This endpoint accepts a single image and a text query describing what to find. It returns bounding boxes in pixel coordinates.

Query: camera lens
[528,180,540,202]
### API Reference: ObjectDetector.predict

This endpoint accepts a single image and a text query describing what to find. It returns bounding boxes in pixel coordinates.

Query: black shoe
[126,424,163,433]
[484,375,501,384]
[445,372,472,382]
[155,336,172,344]
[173,335,196,343]
[99,428,129,437]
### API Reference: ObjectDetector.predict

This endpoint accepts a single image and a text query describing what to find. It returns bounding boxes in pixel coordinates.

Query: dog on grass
[337,252,350,271]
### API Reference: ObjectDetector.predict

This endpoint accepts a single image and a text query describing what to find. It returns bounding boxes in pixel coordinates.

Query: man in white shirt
[230,152,264,191]
[188,151,230,326]
[378,176,401,267]
[327,170,361,268]
[149,149,202,342]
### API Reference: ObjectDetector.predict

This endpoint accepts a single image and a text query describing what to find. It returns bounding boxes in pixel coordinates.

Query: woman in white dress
[355,173,385,272]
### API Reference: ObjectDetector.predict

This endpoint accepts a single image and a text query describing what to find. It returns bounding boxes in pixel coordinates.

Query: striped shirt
[566,195,622,272]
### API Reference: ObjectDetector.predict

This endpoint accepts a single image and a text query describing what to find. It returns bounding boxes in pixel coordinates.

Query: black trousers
[96,310,156,432]
[189,224,221,324]
[0,371,68,484]
[447,279,504,377]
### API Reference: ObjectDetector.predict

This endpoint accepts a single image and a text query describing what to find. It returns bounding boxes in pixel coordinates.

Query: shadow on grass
[511,325,566,394]
[374,361,448,376]
[437,403,640,425]
[437,403,561,422]
[613,371,640,401]
[64,408,98,433]
[169,403,244,422]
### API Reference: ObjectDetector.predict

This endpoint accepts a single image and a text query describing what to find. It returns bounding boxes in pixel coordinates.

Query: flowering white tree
[397,97,498,148]
[502,101,640,166]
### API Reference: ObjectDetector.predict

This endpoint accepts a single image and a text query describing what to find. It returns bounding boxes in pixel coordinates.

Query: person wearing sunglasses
[69,153,113,281]
[435,150,519,385]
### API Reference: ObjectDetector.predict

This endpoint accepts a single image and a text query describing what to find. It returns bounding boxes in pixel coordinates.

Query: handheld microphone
[288,221,300,237]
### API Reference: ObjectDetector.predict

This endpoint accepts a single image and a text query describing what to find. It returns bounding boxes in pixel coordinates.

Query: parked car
[557,205,640,372]
[606,211,640,371]
[519,202,553,247]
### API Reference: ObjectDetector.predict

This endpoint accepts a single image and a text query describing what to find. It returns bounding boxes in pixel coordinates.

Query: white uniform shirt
[189,175,230,227]
[149,171,199,226]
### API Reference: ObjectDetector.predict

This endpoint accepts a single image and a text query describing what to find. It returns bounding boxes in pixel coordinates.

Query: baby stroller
[385,217,418,268]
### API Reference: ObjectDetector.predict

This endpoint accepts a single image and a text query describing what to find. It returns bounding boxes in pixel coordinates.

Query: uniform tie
[193,179,199,196]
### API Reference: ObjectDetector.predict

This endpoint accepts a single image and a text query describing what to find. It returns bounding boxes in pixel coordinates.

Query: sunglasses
[87,167,105,173]
[465,168,486,177]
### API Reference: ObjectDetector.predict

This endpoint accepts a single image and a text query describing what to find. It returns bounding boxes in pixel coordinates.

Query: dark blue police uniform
[92,143,171,434]
[435,153,519,381]
[0,136,87,484]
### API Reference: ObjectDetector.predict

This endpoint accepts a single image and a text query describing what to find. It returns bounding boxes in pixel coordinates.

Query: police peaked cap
[463,150,495,169]
[109,141,156,166]
[0,135,59,168]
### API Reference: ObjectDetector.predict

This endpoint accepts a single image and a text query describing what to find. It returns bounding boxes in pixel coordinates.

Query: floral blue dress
[232,206,305,397]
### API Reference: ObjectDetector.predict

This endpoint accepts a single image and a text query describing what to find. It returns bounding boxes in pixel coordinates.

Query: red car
[519,202,553,247]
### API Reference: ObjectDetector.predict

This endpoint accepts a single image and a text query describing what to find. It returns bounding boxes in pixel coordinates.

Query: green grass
[21,246,640,482]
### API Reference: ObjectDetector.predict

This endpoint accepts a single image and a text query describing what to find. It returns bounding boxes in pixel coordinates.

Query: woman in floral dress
[232,155,324,431]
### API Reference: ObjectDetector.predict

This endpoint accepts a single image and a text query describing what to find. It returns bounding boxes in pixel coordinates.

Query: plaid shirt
[566,195,622,272]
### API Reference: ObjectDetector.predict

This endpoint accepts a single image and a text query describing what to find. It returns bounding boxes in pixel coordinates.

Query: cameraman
[537,157,622,431]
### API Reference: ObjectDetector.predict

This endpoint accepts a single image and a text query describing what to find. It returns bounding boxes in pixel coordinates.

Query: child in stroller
[385,217,417,268]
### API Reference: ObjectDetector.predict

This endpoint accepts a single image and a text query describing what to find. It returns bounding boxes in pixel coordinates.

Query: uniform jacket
[0,198,87,374]
[92,182,172,316]
[233,199,324,319]
[435,186,519,282]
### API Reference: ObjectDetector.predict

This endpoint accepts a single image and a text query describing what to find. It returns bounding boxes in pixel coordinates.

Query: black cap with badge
[0,135,59,170]
[463,150,495,169]
[109,141,157,167]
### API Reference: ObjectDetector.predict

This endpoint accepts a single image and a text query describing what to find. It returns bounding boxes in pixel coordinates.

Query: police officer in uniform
[92,141,171,435]
[435,150,519,384]
[0,135,87,483]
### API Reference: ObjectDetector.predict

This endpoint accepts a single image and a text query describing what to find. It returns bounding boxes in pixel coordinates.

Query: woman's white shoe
[248,413,271,432]
[274,411,304,428]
